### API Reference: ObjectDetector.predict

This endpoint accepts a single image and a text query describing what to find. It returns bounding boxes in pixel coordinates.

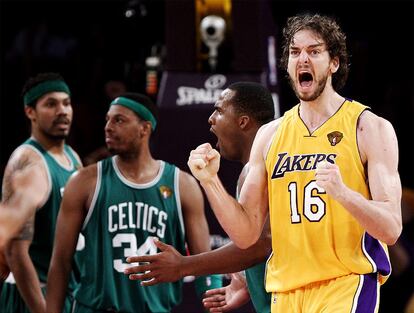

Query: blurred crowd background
[1,0,413,312]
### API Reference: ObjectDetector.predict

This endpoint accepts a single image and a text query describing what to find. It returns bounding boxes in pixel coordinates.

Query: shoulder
[7,145,43,166]
[358,110,396,143]
[178,169,199,188]
[65,163,98,194]
[256,117,284,145]
[70,163,98,182]
[177,169,203,204]
[2,145,50,205]
[358,110,394,131]
[3,145,46,179]
[163,161,195,184]
[357,110,398,162]
[66,145,83,167]
[257,117,283,136]
[255,117,284,158]
[58,163,100,213]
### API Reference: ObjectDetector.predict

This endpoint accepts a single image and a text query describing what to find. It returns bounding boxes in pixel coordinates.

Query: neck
[31,132,66,154]
[241,149,250,166]
[299,90,344,131]
[240,128,258,165]
[31,132,72,168]
[115,149,159,184]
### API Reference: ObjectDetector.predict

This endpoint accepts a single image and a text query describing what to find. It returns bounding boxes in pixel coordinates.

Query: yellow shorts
[271,273,380,313]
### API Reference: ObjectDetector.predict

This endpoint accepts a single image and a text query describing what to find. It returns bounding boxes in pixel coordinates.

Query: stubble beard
[44,129,69,141]
[289,72,329,102]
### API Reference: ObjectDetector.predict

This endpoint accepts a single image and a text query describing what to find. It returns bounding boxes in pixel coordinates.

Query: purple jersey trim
[352,273,378,313]
[363,232,391,276]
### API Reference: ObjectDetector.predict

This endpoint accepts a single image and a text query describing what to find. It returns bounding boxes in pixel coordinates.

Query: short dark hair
[227,82,275,125]
[21,72,67,107]
[118,92,158,124]
[280,13,349,91]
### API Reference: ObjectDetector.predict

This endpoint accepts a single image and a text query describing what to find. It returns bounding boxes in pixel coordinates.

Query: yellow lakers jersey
[265,99,391,292]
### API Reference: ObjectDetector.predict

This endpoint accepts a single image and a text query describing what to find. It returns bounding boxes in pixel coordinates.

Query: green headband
[110,97,157,130]
[23,80,71,106]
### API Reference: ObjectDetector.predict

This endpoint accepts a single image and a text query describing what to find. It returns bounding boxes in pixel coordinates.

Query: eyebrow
[290,43,325,49]
[45,95,71,102]
[107,112,123,118]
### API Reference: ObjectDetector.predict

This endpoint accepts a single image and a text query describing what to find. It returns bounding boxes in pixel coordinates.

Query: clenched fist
[188,143,221,183]
[315,161,345,199]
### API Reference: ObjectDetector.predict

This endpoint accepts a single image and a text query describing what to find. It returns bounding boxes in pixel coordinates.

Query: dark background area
[1,0,413,312]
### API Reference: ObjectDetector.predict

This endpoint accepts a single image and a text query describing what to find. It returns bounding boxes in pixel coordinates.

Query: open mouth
[298,72,313,88]
[209,128,220,149]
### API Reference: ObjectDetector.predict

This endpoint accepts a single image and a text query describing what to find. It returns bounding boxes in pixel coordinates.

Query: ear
[239,115,250,130]
[140,121,153,138]
[330,57,340,73]
[24,105,36,121]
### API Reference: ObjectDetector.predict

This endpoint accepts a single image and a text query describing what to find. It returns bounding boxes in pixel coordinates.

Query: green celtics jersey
[25,138,81,291]
[75,157,186,313]
[246,262,270,313]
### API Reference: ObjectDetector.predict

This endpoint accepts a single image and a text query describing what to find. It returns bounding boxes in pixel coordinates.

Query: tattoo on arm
[2,154,37,241]
[2,154,34,203]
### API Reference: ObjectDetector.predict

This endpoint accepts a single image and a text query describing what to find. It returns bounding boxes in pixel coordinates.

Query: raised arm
[316,110,402,244]
[46,166,94,313]
[188,121,277,248]
[2,148,49,313]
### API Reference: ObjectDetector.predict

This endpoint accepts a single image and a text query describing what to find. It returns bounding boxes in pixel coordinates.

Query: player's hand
[124,238,185,286]
[188,143,220,184]
[315,161,345,199]
[202,272,250,312]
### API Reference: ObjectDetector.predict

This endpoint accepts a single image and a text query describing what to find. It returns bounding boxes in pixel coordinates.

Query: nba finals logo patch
[159,186,172,199]
[272,294,277,304]
[327,131,343,146]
